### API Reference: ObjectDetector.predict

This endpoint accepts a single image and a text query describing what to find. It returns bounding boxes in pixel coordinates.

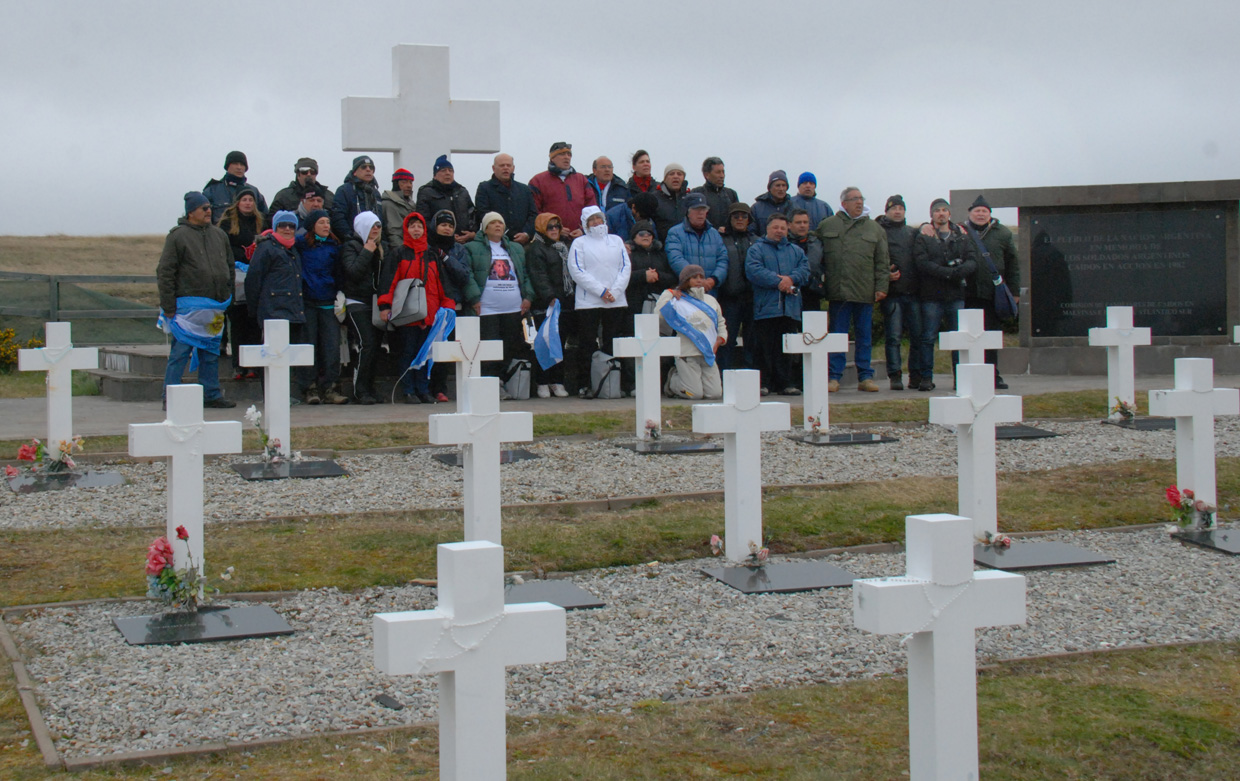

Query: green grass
[0,370,98,401]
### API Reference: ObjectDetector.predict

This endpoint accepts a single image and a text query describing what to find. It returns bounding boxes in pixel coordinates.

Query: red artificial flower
[4,465,17,478]
[16,444,37,462]
[176,525,190,540]
[1182,488,1194,500]
[1165,485,1181,507]
[146,536,174,575]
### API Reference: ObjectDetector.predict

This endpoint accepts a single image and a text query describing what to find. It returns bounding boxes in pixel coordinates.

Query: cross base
[231,459,348,481]
[113,605,294,646]
[700,560,857,594]
[787,431,898,446]
[431,448,540,467]
[615,439,722,455]
[6,469,125,494]
[994,424,1058,440]
[1101,416,1177,431]
[505,581,605,610]
[1171,528,1240,556]
[973,541,1115,571]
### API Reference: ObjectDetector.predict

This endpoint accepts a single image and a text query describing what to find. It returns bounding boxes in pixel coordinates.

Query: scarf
[272,231,295,249]
[630,174,654,192]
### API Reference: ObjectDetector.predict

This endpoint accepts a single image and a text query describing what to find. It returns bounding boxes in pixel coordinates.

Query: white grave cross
[692,369,790,562]
[1148,358,1239,509]
[432,316,504,411]
[239,319,314,457]
[613,313,680,439]
[342,44,500,178]
[938,308,1003,365]
[1088,306,1151,412]
[853,513,1026,781]
[129,384,241,573]
[929,364,1022,538]
[782,311,848,431]
[428,377,532,544]
[374,540,565,780]
[17,322,98,449]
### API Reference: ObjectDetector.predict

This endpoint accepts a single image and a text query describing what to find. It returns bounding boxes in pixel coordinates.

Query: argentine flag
[533,299,563,370]
[411,308,456,370]
[157,295,230,371]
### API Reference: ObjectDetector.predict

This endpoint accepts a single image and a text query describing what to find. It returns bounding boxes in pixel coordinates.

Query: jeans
[919,298,964,383]
[163,336,222,401]
[881,294,924,378]
[827,301,874,381]
[301,302,341,391]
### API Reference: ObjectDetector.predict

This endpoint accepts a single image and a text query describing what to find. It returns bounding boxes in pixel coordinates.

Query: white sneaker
[550,383,569,398]
[536,384,551,399]
[499,387,513,401]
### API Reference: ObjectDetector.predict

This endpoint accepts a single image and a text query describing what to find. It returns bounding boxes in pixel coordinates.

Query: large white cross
[613,313,680,439]
[129,384,241,574]
[929,364,1022,538]
[1148,358,1239,509]
[782,311,848,431]
[239,319,314,457]
[428,377,533,544]
[939,308,1003,365]
[18,322,98,450]
[374,540,565,780]
[853,513,1026,781]
[432,317,505,411]
[342,44,500,179]
[692,370,790,562]
[1088,306,1151,412]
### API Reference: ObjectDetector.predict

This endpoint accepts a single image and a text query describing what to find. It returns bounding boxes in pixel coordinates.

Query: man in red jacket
[528,141,597,238]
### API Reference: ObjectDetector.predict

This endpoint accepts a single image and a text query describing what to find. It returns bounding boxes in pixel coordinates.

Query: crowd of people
[156,144,1020,408]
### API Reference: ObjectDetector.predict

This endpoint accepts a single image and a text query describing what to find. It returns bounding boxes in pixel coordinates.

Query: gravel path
[2,418,1235,531]
[10,526,1238,759]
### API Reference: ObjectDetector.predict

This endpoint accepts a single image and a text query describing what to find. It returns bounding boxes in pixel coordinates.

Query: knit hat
[549,141,572,156]
[353,211,382,240]
[480,211,505,230]
[234,185,259,204]
[184,191,209,215]
[728,202,752,217]
[679,264,705,289]
[433,209,457,228]
[798,172,816,187]
[663,162,686,177]
[295,157,318,173]
[301,184,325,201]
[885,194,906,212]
[391,168,415,182]
[970,194,992,211]
[768,169,789,187]
[351,155,374,173]
[224,151,248,171]
[631,192,658,219]
[929,198,950,213]
[272,210,299,228]
[683,192,708,210]
[630,219,656,239]
[433,155,453,174]
[305,209,330,230]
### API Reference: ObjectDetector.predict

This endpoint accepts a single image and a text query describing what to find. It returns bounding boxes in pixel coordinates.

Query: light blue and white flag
[533,299,563,370]
[157,295,230,371]
[411,308,456,370]
[659,294,719,367]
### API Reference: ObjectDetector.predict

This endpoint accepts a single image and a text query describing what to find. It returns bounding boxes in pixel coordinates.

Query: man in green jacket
[815,187,889,392]
[962,194,1019,389]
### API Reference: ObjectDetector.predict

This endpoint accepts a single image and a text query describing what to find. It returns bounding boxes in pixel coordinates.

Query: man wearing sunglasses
[330,155,384,240]
[271,157,335,213]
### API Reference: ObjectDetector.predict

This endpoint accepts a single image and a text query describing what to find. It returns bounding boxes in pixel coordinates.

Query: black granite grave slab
[995,425,1058,440]
[787,431,899,446]
[505,581,604,610]
[1102,417,1177,431]
[616,439,723,455]
[113,605,294,645]
[1172,528,1240,555]
[432,449,541,467]
[701,560,857,594]
[231,459,348,480]
[6,469,126,494]
[974,541,1115,571]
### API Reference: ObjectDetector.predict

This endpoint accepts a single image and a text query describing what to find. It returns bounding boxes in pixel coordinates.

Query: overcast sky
[3,0,1238,236]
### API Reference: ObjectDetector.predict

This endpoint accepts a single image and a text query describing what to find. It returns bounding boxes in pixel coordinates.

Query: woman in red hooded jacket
[378,212,455,403]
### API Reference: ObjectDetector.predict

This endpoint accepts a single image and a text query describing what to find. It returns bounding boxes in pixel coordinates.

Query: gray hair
[840,186,862,202]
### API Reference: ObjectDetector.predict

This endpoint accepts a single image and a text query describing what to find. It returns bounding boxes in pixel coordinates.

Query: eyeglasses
[547,224,562,231]
[298,167,316,174]
[359,164,375,171]
[844,196,865,203]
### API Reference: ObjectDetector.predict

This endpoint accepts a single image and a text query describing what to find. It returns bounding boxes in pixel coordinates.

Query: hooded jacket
[340,213,383,303]
[415,179,476,235]
[528,164,598,233]
[156,219,234,315]
[876,215,919,297]
[203,174,267,224]
[380,189,417,253]
[245,232,304,323]
[568,205,631,310]
[526,213,574,312]
[625,220,676,312]
[330,173,383,240]
[426,212,472,308]
[815,211,890,303]
[665,217,729,290]
[475,176,537,240]
[377,212,455,328]
[745,235,810,321]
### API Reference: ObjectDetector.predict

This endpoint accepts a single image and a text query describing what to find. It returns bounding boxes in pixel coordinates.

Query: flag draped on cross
[157,295,230,371]
[659,295,718,366]
[412,308,457,371]
[533,299,563,370]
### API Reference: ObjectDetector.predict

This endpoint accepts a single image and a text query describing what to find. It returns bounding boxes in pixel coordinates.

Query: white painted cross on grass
[783,311,848,431]
[613,313,680,440]
[18,322,98,450]
[129,384,241,573]
[239,319,314,458]
[1148,358,1239,513]
[692,369,790,562]
[939,308,1002,365]
[374,540,565,781]
[1088,306,1151,412]
[428,376,532,545]
[929,363,1022,539]
[853,513,1026,781]
[433,316,504,411]
[342,44,500,179]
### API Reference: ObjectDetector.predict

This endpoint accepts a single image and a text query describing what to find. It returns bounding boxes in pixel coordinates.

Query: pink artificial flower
[1194,500,1209,513]
[756,547,770,562]
[4,465,17,478]
[146,536,174,575]
[16,444,37,462]
[1183,488,1195,500]
[709,535,723,555]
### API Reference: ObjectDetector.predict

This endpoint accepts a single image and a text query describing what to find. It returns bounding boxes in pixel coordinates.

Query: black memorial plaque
[701,561,857,594]
[505,581,604,610]
[1102,416,1177,431]
[1172,528,1240,555]
[974,541,1115,571]
[616,439,722,455]
[6,469,126,494]
[231,459,348,481]
[1029,208,1226,337]
[995,424,1058,440]
[788,431,899,446]
[113,604,294,645]
[432,449,541,467]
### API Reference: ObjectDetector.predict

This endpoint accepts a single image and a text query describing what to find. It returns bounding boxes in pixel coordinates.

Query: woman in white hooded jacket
[568,205,633,396]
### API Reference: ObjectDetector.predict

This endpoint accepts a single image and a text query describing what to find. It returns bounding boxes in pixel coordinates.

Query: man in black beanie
[330,155,384,240]
[203,151,267,224]
[270,157,335,213]
[961,194,1019,389]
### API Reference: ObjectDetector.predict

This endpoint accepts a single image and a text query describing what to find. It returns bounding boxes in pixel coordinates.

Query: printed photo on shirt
[489,258,515,280]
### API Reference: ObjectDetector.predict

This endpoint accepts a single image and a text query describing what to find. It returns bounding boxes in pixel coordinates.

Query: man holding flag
[156,192,236,408]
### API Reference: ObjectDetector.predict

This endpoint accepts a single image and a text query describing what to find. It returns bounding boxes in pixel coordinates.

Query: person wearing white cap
[568,205,633,396]
[652,162,690,241]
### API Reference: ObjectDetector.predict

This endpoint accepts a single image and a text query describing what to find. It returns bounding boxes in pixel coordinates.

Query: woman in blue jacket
[245,211,306,403]
[296,210,346,404]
